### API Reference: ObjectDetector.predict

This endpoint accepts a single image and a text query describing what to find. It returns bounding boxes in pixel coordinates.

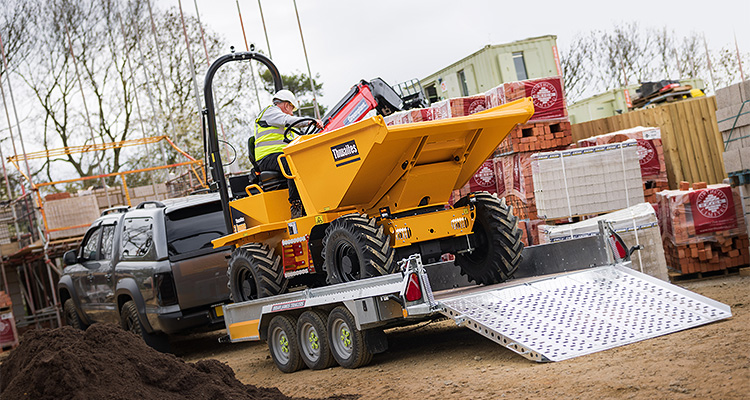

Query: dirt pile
[0,324,356,400]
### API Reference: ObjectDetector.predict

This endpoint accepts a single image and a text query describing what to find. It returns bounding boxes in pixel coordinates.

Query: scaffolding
[0,135,206,333]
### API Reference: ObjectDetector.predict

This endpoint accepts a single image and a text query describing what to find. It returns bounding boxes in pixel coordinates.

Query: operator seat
[248,137,288,192]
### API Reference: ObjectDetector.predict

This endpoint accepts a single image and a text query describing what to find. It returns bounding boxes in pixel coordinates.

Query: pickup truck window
[82,227,102,260]
[100,225,116,260]
[165,201,227,257]
[122,217,155,260]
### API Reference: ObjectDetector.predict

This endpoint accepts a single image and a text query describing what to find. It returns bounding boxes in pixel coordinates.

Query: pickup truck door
[76,225,102,317]
[87,224,118,324]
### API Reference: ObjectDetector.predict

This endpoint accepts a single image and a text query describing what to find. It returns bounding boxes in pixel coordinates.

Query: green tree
[259,69,326,118]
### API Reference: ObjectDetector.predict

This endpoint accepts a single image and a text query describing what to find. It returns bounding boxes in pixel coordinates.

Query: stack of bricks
[486,76,571,156]
[657,181,749,274]
[578,126,668,205]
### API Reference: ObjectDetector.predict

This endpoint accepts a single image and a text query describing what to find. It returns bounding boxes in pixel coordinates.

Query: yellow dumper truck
[203,52,533,302]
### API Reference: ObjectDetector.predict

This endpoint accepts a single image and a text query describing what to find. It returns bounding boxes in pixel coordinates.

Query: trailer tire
[327,306,373,369]
[322,214,395,284]
[268,314,305,373]
[297,310,336,370]
[454,192,523,285]
[64,299,86,330]
[227,244,288,302]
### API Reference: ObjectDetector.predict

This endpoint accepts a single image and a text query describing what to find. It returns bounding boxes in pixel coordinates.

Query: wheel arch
[57,275,92,326]
[115,278,156,334]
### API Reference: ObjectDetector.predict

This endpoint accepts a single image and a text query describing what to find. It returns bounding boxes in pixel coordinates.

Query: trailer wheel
[268,314,304,373]
[454,192,523,285]
[297,310,336,370]
[322,214,395,284]
[227,244,288,302]
[327,306,373,369]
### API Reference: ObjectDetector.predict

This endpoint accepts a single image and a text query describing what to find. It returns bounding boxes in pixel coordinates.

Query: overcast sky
[162,0,750,109]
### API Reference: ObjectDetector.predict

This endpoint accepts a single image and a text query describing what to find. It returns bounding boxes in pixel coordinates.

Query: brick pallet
[496,120,572,155]
[578,126,668,205]
[656,183,749,274]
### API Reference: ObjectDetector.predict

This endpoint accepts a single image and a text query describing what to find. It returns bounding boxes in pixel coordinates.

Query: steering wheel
[283,117,320,142]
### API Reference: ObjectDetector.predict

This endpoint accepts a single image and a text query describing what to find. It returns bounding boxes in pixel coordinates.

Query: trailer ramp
[438,262,732,362]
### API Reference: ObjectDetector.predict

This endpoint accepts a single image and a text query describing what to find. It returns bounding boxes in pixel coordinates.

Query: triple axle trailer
[219,222,732,372]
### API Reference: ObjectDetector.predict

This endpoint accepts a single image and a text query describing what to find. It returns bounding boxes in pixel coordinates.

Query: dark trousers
[257,152,300,203]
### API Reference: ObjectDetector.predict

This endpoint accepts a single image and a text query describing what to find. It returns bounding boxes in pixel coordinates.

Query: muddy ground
[169,274,750,400]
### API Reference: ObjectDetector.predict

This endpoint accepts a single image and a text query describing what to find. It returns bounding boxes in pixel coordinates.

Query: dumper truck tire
[322,214,395,284]
[227,244,288,302]
[454,192,523,285]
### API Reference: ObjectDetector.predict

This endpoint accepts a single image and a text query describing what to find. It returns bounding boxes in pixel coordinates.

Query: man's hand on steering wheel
[284,118,324,142]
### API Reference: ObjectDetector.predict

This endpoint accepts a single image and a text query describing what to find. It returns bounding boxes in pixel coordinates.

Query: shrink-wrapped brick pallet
[578,126,668,204]
[531,140,645,220]
[656,183,749,274]
[538,203,669,281]
[431,95,487,119]
[494,153,538,220]
[486,76,571,155]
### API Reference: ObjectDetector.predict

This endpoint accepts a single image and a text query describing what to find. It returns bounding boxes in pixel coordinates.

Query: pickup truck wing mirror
[63,250,78,266]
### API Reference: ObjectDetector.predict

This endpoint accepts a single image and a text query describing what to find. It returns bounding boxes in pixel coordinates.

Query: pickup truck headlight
[154,272,179,306]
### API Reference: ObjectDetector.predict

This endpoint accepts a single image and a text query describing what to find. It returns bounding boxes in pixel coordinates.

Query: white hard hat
[273,89,300,111]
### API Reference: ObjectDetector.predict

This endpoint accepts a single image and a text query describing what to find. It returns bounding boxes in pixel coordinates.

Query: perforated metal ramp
[438,263,732,362]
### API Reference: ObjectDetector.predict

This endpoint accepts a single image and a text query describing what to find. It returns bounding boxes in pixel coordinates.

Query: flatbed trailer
[220,222,732,372]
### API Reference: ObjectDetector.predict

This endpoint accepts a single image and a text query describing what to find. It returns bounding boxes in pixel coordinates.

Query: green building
[420,35,561,103]
[568,78,706,124]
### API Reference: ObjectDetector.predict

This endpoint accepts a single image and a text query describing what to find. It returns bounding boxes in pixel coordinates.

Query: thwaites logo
[344,100,370,126]
[696,189,729,219]
[530,82,558,109]
[331,140,359,162]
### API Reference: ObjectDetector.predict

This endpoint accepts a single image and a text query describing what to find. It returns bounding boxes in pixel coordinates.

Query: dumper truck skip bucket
[279,98,534,216]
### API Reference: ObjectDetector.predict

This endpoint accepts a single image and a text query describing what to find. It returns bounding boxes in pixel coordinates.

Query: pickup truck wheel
[268,314,304,373]
[327,306,373,369]
[120,300,144,337]
[228,244,288,301]
[322,214,395,284]
[297,310,336,370]
[454,192,523,285]
[120,300,170,352]
[63,299,86,330]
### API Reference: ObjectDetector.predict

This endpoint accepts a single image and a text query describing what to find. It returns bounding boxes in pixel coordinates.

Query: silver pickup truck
[58,193,231,350]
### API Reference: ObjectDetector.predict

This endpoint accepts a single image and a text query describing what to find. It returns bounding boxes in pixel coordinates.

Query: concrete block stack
[531,140,645,220]
[44,195,101,239]
[578,126,668,205]
[538,203,669,281]
[717,80,750,239]
[128,183,169,207]
[656,182,749,274]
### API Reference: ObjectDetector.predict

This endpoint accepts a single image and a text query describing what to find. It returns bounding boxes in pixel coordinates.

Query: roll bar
[203,51,283,233]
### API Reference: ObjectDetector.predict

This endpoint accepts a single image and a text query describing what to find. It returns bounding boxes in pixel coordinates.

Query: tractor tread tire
[322,214,395,284]
[455,192,523,285]
[227,243,288,302]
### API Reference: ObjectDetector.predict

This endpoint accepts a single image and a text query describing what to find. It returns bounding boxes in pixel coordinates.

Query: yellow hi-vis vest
[254,105,291,161]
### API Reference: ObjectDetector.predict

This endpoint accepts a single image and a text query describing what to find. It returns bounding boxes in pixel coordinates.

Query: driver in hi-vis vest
[255,90,322,218]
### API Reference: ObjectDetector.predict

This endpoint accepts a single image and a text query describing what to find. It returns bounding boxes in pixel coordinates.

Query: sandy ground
[171,273,750,400]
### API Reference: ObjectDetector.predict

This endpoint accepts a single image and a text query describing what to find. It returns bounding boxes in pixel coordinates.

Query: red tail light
[611,235,627,259]
[405,274,422,302]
